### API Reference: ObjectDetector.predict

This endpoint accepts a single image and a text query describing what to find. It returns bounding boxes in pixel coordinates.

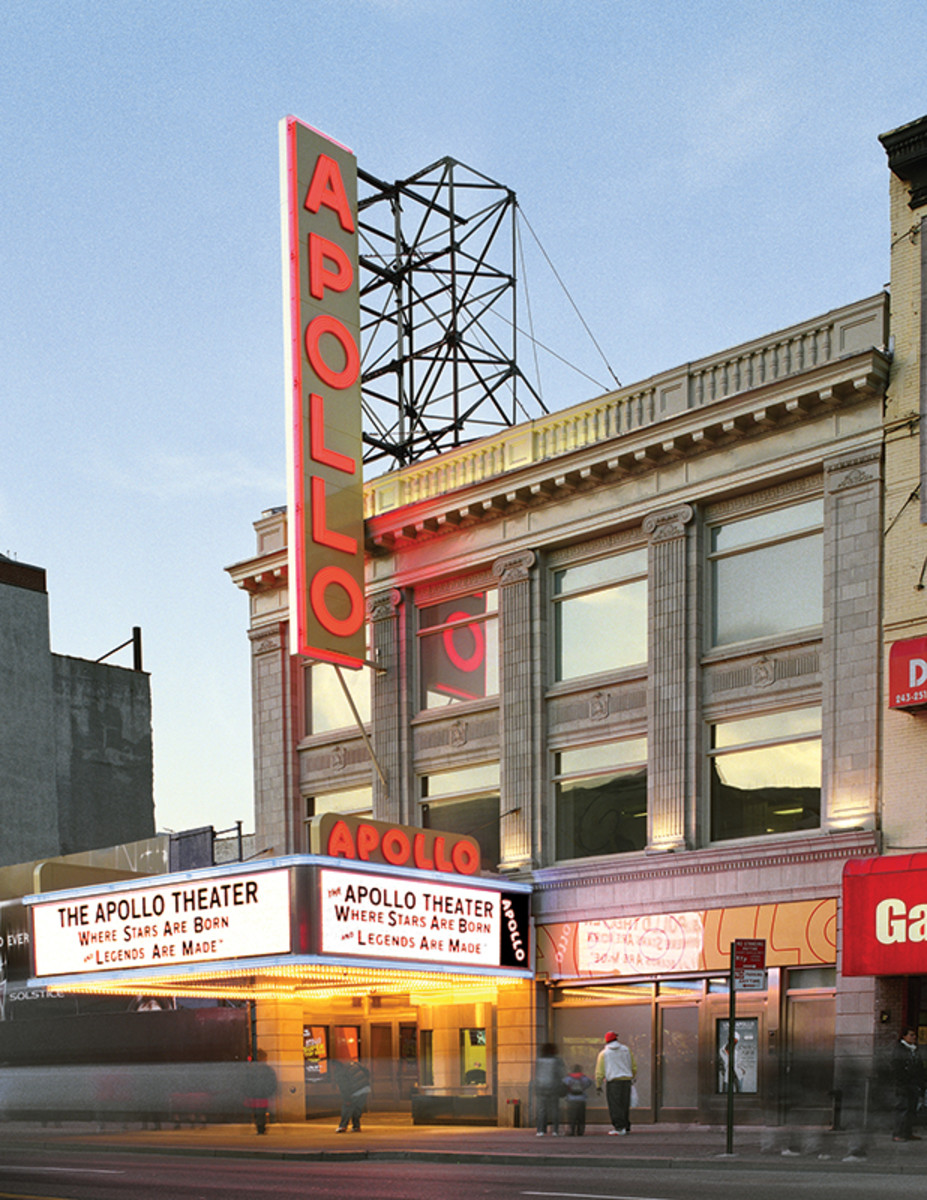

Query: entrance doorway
[656,1004,698,1121]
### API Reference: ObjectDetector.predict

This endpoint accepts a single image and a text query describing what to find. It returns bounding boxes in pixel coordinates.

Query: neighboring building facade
[230,283,889,1124]
[0,554,154,866]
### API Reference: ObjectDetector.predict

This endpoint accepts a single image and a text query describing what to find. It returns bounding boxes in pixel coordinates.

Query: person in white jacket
[594,1031,636,1134]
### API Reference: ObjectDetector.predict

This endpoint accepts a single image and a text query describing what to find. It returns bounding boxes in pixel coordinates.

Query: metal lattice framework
[357,157,548,469]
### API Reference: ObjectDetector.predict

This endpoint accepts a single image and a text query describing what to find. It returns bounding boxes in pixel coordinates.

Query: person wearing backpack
[562,1063,593,1136]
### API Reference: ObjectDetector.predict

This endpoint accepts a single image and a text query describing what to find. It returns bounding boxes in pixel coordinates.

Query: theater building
[227,282,889,1124]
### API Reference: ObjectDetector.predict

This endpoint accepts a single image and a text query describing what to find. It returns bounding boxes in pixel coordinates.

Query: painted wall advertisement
[30,869,292,978]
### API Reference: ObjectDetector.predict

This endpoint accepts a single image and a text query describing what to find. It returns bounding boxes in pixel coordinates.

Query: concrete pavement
[2,1115,926,1173]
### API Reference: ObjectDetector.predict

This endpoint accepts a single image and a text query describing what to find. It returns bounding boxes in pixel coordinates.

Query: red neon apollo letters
[282,120,366,666]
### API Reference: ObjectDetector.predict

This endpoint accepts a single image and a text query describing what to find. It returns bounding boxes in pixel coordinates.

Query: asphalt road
[1,1149,926,1200]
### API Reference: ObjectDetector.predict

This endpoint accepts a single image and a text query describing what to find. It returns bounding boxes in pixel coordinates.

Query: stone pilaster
[249,622,300,857]
[370,588,403,825]
[822,445,882,832]
[492,550,537,868]
[643,504,694,851]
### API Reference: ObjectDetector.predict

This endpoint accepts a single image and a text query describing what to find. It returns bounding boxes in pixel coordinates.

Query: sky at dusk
[3,0,926,835]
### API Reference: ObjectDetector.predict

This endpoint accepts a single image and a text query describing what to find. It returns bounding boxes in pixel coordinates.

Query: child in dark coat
[562,1064,593,1135]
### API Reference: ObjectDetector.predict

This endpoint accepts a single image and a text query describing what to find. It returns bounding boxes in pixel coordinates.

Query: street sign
[732,938,766,990]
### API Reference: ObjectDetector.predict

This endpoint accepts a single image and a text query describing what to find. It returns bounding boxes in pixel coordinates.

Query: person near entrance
[562,1063,593,1136]
[891,1027,925,1142]
[595,1031,636,1135]
[330,1058,371,1133]
[534,1042,567,1136]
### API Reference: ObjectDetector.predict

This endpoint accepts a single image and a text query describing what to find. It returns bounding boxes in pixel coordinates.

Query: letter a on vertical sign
[280,117,366,667]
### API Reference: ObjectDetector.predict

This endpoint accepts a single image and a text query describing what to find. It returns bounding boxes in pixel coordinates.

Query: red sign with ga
[842,854,927,975]
[889,636,927,710]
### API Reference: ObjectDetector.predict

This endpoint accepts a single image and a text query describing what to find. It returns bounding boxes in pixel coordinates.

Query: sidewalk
[2,1115,925,1173]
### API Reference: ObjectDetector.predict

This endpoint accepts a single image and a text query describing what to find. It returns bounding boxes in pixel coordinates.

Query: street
[1,1148,926,1200]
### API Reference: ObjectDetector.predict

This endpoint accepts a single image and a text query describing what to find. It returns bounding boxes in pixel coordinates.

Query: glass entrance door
[657,1005,698,1120]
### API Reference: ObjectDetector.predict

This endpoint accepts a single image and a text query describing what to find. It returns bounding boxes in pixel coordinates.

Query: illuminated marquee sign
[843,854,927,975]
[29,869,292,978]
[280,117,365,667]
[889,636,927,710]
[309,813,481,876]
[319,867,529,970]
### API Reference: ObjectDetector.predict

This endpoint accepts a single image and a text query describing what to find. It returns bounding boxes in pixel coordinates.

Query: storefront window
[709,707,821,841]
[716,1017,759,1094]
[421,765,500,871]
[304,659,371,735]
[555,739,647,860]
[418,591,498,709]
[554,548,647,681]
[709,499,823,647]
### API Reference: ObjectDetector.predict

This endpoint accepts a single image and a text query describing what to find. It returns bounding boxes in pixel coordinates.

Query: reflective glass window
[709,706,821,841]
[710,499,823,646]
[554,738,647,859]
[554,549,647,681]
[418,591,498,709]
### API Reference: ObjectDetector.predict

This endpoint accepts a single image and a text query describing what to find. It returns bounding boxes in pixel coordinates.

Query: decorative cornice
[880,116,927,209]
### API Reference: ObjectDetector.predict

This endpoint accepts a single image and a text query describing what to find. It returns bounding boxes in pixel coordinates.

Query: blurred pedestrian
[243,1050,276,1134]
[330,1058,371,1132]
[891,1027,925,1142]
[595,1031,636,1135]
[534,1041,566,1136]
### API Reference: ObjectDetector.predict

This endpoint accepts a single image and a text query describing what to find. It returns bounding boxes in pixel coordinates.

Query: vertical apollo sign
[280,118,366,667]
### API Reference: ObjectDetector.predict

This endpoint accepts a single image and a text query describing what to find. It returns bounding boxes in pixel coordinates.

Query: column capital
[492,549,536,586]
[643,504,694,543]
[369,588,403,621]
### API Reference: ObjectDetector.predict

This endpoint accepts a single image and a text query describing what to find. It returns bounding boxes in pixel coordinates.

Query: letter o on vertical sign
[305,315,360,390]
[310,566,365,637]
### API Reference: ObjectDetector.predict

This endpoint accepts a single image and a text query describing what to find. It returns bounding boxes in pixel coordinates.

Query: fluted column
[492,550,537,868]
[643,504,694,851]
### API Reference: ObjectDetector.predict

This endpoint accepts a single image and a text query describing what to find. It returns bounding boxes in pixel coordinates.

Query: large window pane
[306,662,371,735]
[419,592,498,709]
[556,768,647,859]
[422,794,500,872]
[554,551,647,682]
[712,534,822,645]
[710,707,821,841]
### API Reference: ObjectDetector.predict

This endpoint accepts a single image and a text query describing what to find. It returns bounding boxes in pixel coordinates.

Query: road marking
[0,1166,125,1175]
[523,1192,673,1200]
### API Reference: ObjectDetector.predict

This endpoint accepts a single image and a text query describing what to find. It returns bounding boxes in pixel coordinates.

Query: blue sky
[2,0,925,835]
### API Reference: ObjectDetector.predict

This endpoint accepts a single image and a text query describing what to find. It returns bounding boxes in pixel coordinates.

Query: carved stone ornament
[252,635,281,656]
[825,445,881,493]
[331,745,346,771]
[492,549,536,585]
[752,657,776,688]
[643,504,694,543]
[369,589,403,621]
[449,721,468,748]
[590,692,609,720]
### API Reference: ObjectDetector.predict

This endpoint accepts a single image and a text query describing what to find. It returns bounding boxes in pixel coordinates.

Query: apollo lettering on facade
[280,118,365,667]
[310,813,481,876]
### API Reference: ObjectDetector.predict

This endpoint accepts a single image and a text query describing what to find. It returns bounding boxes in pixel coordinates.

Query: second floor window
[304,661,371,736]
[421,763,500,871]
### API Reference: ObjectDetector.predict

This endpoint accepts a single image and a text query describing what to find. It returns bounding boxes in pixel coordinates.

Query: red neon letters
[325,819,481,876]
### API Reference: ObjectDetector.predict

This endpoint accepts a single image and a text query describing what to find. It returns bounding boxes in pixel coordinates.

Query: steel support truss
[357,157,548,469]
